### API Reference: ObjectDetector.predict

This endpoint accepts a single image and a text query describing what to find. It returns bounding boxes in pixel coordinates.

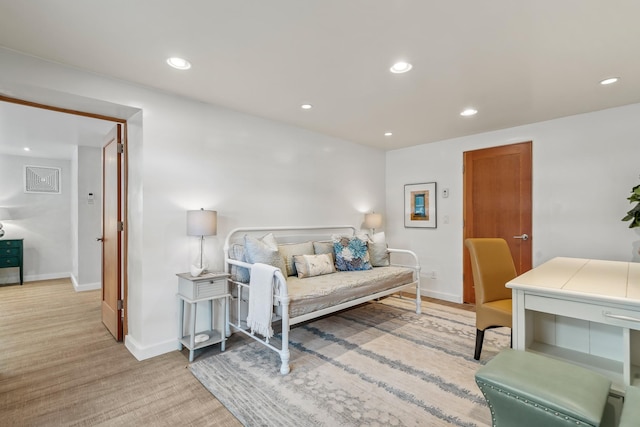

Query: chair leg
[475,329,485,360]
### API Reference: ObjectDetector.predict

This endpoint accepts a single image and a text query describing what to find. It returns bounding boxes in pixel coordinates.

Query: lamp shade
[364,212,383,229]
[187,209,217,236]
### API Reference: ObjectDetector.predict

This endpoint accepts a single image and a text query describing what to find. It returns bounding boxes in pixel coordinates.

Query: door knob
[513,234,529,241]
[96,237,104,242]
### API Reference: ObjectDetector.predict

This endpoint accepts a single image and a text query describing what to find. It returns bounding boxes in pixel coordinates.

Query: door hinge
[117,299,124,310]
[117,143,124,154]
[117,221,124,232]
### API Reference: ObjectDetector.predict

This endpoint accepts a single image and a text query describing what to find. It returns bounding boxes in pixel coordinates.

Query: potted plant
[622,183,640,228]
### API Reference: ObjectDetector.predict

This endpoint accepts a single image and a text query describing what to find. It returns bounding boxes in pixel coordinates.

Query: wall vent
[24,165,61,194]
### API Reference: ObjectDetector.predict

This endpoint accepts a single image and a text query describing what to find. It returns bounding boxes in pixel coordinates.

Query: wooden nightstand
[0,239,23,285]
[176,271,230,362]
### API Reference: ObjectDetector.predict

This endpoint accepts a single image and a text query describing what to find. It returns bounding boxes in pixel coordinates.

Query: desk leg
[189,302,197,362]
[512,290,526,350]
[178,298,184,351]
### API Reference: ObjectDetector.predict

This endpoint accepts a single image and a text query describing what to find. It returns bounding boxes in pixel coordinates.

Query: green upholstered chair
[619,385,640,427]
[476,349,612,427]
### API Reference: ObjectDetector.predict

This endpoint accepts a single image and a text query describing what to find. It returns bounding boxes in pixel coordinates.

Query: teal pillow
[332,235,372,271]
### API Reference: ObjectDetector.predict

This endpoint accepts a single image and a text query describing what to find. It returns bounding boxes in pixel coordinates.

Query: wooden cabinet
[0,239,23,285]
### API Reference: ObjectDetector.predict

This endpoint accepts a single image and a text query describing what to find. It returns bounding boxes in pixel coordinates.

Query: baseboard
[419,289,462,304]
[125,334,179,361]
[70,274,101,292]
[25,272,70,282]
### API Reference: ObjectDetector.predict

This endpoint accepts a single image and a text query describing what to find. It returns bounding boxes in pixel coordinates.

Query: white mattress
[285,266,415,317]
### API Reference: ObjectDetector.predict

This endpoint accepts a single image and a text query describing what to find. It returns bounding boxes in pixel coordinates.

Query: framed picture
[404,182,437,228]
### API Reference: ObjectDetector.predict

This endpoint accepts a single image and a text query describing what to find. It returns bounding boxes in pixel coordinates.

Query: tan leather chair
[465,238,516,360]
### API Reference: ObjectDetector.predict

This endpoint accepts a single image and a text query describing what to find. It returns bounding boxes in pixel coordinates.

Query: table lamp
[364,212,382,234]
[0,207,11,238]
[187,208,217,276]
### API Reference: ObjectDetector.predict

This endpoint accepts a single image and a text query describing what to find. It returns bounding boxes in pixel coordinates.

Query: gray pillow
[244,233,286,274]
[228,243,250,283]
[313,241,334,255]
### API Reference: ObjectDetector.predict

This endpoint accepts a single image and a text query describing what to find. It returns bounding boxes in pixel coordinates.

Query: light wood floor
[0,279,474,426]
[0,278,241,426]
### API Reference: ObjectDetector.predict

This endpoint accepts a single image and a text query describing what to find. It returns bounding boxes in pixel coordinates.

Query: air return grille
[24,165,61,194]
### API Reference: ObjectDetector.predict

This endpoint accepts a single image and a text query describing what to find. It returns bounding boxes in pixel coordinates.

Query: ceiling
[1,0,640,151]
[0,101,116,159]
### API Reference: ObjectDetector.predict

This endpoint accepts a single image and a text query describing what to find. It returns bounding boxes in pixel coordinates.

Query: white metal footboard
[225,257,292,374]
[223,225,421,375]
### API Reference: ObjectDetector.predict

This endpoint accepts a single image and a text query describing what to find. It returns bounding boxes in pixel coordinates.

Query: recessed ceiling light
[384,132,393,137]
[460,108,478,117]
[23,147,30,151]
[600,77,619,85]
[390,62,413,74]
[166,57,191,70]
[301,104,313,110]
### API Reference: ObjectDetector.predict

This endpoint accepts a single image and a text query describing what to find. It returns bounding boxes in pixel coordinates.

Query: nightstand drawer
[179,278,226,299]
[0,257,20,267]
[1,248,20,257]
[1,240,22,249]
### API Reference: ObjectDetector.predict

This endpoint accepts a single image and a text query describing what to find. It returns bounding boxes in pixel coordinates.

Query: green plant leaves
[622,184,640,228]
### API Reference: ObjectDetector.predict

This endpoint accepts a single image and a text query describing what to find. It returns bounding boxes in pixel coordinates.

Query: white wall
[386,103,640,303]
[0,48,386,359]
[76,146,102,289]
[0,154,72,283]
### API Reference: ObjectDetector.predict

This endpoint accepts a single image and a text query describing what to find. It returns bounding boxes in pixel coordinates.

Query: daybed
[223,225,421,374]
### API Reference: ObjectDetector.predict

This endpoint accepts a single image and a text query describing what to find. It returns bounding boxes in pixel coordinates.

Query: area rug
[190,297,510,427]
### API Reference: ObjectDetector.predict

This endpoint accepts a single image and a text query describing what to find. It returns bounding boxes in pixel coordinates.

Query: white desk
[507,257,640,392]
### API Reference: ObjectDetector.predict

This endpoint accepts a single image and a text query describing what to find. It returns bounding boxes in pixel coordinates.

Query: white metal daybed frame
[223,225,422,375]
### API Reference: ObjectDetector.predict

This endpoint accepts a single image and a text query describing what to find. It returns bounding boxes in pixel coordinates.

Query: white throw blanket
[246,263,277,342]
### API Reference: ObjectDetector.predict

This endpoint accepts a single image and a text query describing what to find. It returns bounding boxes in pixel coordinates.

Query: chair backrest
[465,238,517,304]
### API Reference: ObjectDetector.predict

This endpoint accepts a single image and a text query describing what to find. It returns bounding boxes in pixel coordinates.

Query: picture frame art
[404,182,437,228]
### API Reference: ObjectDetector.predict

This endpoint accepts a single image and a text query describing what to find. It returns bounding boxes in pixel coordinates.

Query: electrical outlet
[430,271,437,279]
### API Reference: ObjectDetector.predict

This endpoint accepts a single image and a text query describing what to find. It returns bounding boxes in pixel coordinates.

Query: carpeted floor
[190,296,510,427]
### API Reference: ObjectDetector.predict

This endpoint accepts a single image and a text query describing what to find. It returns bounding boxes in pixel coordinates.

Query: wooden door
[463,141,532,304]
[101,124,123,340]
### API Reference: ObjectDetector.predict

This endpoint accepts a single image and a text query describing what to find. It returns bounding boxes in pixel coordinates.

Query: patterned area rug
[190,297,510,427]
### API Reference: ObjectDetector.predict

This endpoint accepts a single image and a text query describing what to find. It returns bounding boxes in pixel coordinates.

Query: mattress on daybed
[285,266,415,318]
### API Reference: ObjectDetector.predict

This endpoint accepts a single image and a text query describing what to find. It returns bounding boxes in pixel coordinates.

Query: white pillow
[293,254,336,278]
[369,232,390,267]
[278,241,314,276]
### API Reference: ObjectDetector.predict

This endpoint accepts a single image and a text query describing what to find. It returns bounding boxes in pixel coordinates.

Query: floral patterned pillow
[332,235,372,271]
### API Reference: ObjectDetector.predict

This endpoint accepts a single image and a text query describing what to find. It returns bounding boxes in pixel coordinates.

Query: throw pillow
[332,235,372,271]
[278,241,314,276]
[313,241,334,255]
[368,232,390,267]
[244,233,286,274]
[228,243,250,283]
[293,254,336,278]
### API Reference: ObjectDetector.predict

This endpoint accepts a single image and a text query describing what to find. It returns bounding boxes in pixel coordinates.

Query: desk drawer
[1,248,20,257]
[0,257,20,267]
[525,294,640,330]
[179,279,226,300]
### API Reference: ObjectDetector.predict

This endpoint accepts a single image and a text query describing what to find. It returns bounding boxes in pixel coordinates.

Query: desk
[507,257,640,392]
[0,239,23,285]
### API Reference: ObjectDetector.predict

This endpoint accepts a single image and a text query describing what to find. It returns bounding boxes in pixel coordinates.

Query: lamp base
[189,265,205,277]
